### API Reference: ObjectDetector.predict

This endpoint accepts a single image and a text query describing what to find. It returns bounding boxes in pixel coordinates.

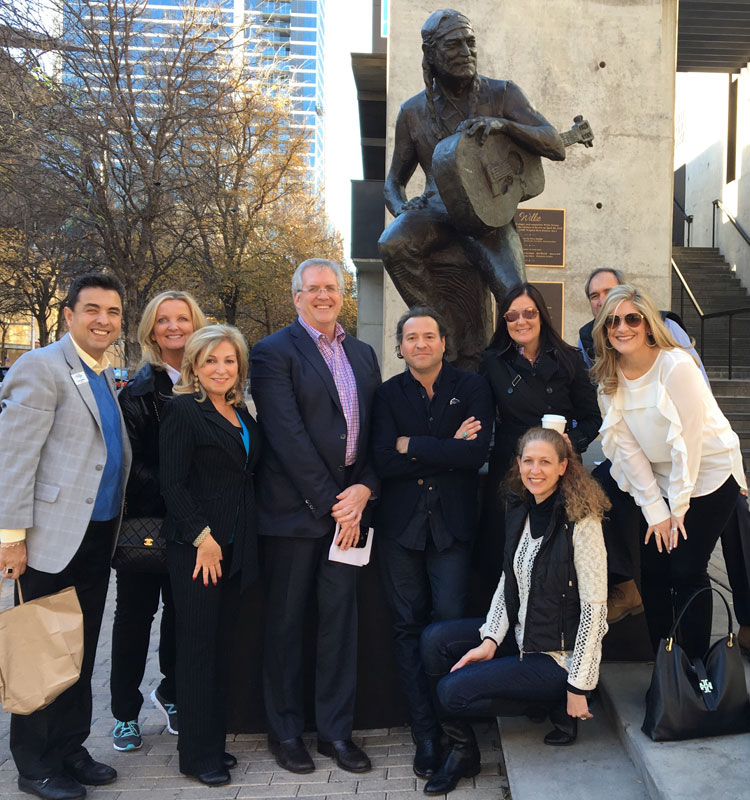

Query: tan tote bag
[0,578,84,715]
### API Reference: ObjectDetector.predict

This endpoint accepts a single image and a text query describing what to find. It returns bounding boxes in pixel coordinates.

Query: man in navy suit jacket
[250,259,380,776]
[371,307,493,780]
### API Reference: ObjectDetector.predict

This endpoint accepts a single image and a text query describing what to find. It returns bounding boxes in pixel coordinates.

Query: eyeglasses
[299,285,341,297]
[503,307,539,323]
[603,312,645,329]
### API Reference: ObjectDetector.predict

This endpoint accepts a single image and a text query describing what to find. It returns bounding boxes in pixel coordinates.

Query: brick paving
[0,575,509,800]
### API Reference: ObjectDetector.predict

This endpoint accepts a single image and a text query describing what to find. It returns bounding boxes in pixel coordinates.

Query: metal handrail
[712,198,750,249]
[673,198,693,247]
[671,256,750,379]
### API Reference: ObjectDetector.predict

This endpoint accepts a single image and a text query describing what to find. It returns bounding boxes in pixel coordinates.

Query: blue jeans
[421,618,568,719]
[378,536,471,740]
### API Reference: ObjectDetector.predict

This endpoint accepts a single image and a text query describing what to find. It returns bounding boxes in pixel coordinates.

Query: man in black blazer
[250,258,380,775]
[371,307,493,780]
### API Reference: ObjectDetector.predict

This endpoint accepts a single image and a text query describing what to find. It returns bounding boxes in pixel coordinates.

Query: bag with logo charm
[111,517,167,573]
[642,587,750,741]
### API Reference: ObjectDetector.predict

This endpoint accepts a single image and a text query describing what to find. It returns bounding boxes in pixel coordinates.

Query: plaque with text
[515,208,566,268]
[530,281,564,338]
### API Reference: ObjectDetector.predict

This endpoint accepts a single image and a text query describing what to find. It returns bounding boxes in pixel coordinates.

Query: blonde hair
[505,428,610,522]
[173,325,248,407]
[591,284,692,395]
[137,291,208,369]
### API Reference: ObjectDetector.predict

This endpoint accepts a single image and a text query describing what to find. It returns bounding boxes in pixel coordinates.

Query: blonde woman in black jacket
[111,291,206,752]
[160,325,261,787]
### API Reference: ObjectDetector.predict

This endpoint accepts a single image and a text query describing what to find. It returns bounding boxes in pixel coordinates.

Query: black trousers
[10,518,116,780]
[167,541,239,775]
[110,568,176,721]
[591,459,642,585]
[378,535,471,741]
[720,494,750,627]
[640,477,740,658]
[262,531,359,742]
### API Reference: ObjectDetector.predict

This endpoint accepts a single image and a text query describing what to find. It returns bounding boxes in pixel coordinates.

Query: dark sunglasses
[504,307,539,323]
[603,312,645,329]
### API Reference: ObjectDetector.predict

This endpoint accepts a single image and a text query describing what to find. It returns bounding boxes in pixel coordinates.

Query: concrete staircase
[499,621,750,800]
[671,246,750,379]
[711,378,750,473]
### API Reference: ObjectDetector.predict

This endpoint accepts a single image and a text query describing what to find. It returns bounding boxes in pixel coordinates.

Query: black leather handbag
[642,587,750,741]
[111,517,167,574]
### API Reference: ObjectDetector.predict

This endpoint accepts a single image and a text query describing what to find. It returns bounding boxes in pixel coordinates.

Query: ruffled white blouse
[599,348,746,525]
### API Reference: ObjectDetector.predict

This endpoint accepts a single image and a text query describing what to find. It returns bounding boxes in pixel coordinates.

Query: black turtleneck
[528,489,560,539]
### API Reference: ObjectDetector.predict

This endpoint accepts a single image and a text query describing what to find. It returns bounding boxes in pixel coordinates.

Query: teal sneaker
[113,719,142,751]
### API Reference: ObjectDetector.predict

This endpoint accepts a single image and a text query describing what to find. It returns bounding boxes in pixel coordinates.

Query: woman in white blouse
[420,427,609,796]
[591,284,746,659]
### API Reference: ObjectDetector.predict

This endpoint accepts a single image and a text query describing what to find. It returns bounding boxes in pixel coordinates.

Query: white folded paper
[328,523,374,567]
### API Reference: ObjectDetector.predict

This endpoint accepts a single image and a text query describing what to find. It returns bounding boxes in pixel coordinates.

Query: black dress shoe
[193,768,231,786]
[268,736,315,774]
[223,752,238,769]
[413,738,441,778]
[317,739,371,773]
[18,775,86,800]
[64,756,117,786]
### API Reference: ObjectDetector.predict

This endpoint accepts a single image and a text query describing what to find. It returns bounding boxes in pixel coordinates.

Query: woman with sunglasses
[480,284,601,564]
[592,284,746,658]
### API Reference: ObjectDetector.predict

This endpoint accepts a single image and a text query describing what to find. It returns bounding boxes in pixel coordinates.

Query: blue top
[82,362,123,520]
[236,411,250,459]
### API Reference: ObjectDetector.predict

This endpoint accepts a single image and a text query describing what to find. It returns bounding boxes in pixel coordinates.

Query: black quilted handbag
[642,586,750,741]
[111,517,167,574]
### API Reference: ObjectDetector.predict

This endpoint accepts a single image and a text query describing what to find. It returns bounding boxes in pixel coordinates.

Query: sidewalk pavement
[0,574,509,800]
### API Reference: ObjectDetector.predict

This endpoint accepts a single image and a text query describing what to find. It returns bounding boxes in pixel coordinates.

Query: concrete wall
[381,0,678,377]
[676,67,750,288]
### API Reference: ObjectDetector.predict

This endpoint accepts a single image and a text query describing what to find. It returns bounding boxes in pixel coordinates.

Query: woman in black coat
[111,290,206,751]
[478,283,600,582]
[160,325,261,787]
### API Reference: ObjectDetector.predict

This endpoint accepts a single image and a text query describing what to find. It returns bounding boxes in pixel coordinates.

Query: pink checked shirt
[298,316,360,466]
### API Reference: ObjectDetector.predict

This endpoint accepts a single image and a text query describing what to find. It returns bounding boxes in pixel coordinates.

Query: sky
[322,0,374,267]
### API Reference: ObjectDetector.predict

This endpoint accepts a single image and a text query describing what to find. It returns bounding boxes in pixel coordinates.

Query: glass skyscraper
[62,0,326,182]
[246,0,326,182]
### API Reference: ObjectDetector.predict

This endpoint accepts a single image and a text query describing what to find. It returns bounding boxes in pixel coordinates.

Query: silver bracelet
[0,541,25,549]
[192,527,211,547]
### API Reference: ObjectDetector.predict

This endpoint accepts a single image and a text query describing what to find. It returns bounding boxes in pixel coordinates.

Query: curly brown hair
[505,427,611,522]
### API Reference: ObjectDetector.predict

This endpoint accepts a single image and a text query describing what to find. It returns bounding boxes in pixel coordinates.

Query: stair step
[598,662,750,800]
[498,703,648,800]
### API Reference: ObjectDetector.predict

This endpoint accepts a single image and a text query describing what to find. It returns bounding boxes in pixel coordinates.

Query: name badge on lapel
[71,372,88,386]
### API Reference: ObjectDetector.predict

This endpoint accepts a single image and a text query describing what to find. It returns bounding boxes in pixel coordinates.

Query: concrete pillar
[382,0,678,377]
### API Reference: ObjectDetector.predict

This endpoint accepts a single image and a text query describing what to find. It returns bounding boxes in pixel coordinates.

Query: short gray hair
[584,268,625,299]
[291,258,346,299]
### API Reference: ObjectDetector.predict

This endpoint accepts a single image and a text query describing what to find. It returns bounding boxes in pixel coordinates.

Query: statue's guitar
[432,115,594,236]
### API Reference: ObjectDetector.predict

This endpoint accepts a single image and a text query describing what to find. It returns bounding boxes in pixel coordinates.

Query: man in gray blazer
[0,273,132,800]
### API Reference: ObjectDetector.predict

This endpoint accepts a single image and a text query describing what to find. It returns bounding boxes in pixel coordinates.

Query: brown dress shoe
[607,580,645,624]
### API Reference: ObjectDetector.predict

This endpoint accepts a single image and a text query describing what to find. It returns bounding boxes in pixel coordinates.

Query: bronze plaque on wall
[530,281,564,338]
[515,208,566,268]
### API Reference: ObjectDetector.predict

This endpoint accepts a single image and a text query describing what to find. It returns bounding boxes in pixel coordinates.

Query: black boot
[423,720,480,795]
[543,702,577,746]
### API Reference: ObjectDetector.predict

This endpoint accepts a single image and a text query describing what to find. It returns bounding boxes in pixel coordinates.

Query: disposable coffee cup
[541,414,566,434]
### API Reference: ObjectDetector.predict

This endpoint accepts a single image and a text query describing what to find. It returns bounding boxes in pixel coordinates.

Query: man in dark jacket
[371,307,493,779]
[250,259,381,776]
